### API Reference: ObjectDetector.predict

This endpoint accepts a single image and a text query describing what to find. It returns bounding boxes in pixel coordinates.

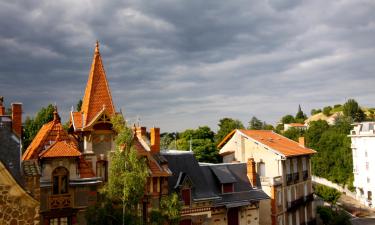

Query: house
[161,150,269,225]
[349,122,375,208]
[0,97,39,225]
[283,123,307,131]
[218,130,316,225]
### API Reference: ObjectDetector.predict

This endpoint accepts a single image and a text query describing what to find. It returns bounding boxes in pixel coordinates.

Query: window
[288,213,293,225]
[49,217,70,225]
[302,158,307,171]
[286,160,291,174]
[181,188,191,206]
[304,183,308,196]
[96,160,108,181]
[153,177,158,193]
[259,162,266,177]
[368,177,371,183]
[52,167,69,195]
[292,158,298,173]
[277,189,282,206]
[368,191,372,201]
[222,183,234,193]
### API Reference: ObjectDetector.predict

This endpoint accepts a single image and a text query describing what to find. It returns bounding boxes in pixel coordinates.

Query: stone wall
[0,184,39,225]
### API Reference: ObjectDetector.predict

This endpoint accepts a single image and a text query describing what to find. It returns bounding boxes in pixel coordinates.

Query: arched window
[96,160,108,181]
[52,167,69,195]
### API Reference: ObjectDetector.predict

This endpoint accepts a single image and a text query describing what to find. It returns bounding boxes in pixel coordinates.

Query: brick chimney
[247,158,257,187]
[299,137,305,147]
[11,103,22,137]
[150,127,160,154]
[0,96,5,115]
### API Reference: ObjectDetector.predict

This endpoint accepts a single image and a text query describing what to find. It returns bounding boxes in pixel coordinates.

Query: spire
[53,105,61,122]
[80,41,115,126]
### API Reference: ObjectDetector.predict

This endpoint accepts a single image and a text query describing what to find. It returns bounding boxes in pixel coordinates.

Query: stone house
[218,130,316,225]
[162,150,269,225]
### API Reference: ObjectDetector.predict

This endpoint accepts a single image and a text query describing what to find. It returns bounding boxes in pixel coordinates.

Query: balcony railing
[287,194,314,212]
[303,193,314,203]
[287,174,293,185]
[293,172,299,183]
[49,194,72,209]
[303,170,309,180]
[260,176,283,186]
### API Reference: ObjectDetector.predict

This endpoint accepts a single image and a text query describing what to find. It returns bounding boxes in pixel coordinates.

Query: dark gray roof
[161,151,269,207]
[0,116,23,185]
[22,160,41,176]
[162,151,218,200]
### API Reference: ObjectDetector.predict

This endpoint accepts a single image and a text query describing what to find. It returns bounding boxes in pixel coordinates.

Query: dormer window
[222,183,234,193]
[52,167,69,195]
[181,188,191,206]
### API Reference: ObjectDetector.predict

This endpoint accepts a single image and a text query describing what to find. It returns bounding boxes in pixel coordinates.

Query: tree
[315,185,341,206]
[76,99,83,111]
[323,106,332,116]
[103,115,149,225]
[343,99,365,122]
[281,115,295,124]
[23,104,55,151]
[160,133,174,150]
[305,120,329,149]
[248,116,263,130]
[282,127,304,142]
[215,118,244,144]
[295,105,307,123]
[150,193,182,225]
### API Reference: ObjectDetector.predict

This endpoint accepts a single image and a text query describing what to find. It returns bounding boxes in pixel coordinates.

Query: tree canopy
[343,99,365,122]
[216,118,244,144]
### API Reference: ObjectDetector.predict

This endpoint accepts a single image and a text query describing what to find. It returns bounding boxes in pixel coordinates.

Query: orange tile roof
[288,123,306,127]
[80,41,115,127]
[71,112,83,129]
[22,111,79,160]
[218,129,316,157]
[239,130,316,157]
[79,157,96,178]
[39,140,81,158]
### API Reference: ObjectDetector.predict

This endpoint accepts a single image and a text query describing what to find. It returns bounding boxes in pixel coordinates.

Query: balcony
[260,176,283,186]
[293,172,299,183]
[286,174,293,185]
[303,193,314,203]
[303,170,309,180]
[287,194,314,212]
[49,194,72,209]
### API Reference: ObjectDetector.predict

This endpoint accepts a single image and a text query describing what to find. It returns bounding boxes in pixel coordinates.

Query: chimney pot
[247,158,257,187]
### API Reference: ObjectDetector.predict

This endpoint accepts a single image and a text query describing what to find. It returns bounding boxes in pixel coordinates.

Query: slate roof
[22,160,41,177]
[71,41,115,129]
[161,151,269,206]
[218,129,316,157]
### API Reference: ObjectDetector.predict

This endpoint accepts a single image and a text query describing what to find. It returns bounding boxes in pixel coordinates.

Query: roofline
[217,129,237,149]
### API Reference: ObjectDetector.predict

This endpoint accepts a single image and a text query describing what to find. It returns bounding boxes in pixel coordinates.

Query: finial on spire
[95,40,100,53]
[53,105,60,122]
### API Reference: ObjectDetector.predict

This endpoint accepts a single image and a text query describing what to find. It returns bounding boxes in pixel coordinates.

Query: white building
[349,122,375,208]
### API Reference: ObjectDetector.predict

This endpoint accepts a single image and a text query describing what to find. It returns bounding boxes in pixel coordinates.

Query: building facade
[349,122,375,208]
[218,130,316,225]
[162,150,269,225]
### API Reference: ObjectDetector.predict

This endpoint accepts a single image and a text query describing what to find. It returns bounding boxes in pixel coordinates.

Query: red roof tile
[39,141,81,158]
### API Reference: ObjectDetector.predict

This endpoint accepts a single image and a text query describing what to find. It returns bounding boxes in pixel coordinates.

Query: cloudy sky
[0,0,374,132]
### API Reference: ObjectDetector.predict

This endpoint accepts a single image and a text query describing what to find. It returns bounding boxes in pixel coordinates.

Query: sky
[0,0,374,132]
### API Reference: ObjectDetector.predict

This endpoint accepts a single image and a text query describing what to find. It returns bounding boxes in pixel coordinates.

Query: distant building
[0,97,39,225]
[162,150,269,225]
[218,130,316,225]
[284,123,307,131]
[349,122,375,208]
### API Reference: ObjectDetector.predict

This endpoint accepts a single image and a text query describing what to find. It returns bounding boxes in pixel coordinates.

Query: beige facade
[219,130,316,225]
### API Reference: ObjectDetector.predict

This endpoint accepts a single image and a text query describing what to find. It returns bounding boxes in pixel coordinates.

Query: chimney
[150,127,160,154]
[299,137,305,147]
[11,103,22,137]
[247,158,257,187]
[136,126,147,137]
[0,96,5,115]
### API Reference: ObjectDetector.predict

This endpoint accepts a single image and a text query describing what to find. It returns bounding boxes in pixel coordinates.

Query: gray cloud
[0,0,374,132]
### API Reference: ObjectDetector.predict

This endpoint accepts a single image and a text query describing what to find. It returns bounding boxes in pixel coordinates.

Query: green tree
[283,127,304,142]
[150,193,182,225]
[305,120,329,149]
[103,115,149,225]
[323,106,332,116]
[76,99,83,111]
[343,99,365,122]
[281,115,295,124]
[23,104,55,151]
[295,105,307,123]
[160,133,174,150]
[248,116,263,130]
[315,185,341,206]
[215,118,244,144]
[317,206,351,225]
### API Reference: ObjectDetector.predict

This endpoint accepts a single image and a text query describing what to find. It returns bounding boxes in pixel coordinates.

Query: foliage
[295,105,307,123]
[281,115,295,124]
[85,199,128,225]
[317,206,351,225]
[22,104,55,151]
[333,104,342,109]
[168,126,220,163]
[311,108,322,116]
[343,99,365,122]
[160,133,174,150]
[216,118,244,145]
[76,99,83,111]
[248,116,263,130]
[150,193,182,225]
[283,127,304,142]
[323,106,332,116]
[314,185,341,206]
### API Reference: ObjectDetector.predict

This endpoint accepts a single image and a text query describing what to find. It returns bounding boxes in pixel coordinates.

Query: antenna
[136,115,141,127]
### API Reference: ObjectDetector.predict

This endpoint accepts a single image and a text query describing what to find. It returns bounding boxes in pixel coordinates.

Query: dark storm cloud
[0,0,374,132]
